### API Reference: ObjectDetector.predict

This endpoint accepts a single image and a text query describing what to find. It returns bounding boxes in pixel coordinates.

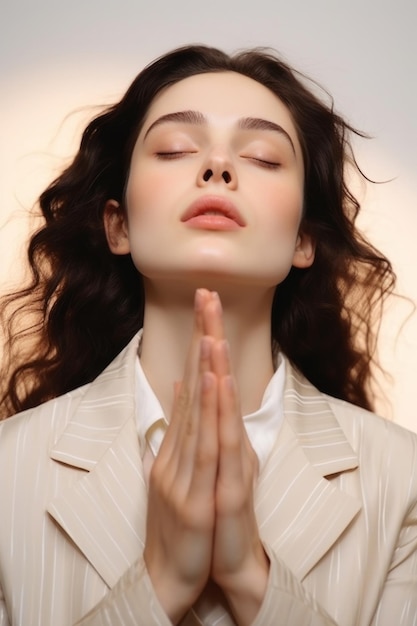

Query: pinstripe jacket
[0,332,416,626]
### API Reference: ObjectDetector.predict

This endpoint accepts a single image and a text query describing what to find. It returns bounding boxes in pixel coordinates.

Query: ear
[292,230,315,269]
[103,199,131,255]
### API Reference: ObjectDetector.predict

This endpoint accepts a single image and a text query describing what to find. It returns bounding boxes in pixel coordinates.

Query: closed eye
[155,151,197,159]
[246,157,281,170]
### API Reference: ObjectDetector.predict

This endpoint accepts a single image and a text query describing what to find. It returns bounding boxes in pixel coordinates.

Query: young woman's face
[108,71,314,290]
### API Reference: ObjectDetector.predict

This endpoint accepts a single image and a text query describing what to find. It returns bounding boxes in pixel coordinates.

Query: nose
[202,169,232,184]
[197,150,237,189]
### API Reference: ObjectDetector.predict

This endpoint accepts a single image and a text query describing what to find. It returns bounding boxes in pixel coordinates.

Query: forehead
[142,71,298,136]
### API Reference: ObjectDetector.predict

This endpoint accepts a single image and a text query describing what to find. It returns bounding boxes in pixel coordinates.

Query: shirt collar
[243,353,285,467]
[134,330,285,467]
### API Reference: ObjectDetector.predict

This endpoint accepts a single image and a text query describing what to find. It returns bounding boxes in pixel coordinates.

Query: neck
[139,281,276,419]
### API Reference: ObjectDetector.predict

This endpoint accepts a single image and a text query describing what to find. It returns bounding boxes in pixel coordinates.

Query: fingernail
[195,289,204,311]
[211,291,222,312]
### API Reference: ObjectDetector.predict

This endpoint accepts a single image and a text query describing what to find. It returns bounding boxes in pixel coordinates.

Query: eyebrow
[143,109,296,153]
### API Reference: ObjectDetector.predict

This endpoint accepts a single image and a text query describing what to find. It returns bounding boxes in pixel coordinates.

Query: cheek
[262,186,304,241]
[125,169,158,218]
[123,168,177,266]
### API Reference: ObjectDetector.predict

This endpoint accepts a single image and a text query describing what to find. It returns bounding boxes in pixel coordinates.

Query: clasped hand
[143,289,269,625]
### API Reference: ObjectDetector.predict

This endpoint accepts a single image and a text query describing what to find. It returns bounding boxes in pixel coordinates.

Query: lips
[181,195,246,229]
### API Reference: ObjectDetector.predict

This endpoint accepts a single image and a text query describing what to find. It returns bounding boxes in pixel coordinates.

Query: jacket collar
[49,333,140,471]
[283,365,359,476]
[255,362,360,581]
[48,333,147,588]
[48,336,360,589]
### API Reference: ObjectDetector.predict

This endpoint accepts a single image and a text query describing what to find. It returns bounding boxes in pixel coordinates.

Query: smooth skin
[104,71,315,624]
[143,289,268,624]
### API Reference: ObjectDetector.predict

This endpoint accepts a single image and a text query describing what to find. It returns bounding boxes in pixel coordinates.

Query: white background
[1,0,416,431]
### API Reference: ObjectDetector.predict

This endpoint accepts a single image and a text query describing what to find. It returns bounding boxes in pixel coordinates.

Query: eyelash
[155,151,195,159]
[246,157,279,170]
[155,152,280,170]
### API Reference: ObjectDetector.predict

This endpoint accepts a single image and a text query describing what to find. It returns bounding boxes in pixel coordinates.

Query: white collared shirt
[134,341,285,469]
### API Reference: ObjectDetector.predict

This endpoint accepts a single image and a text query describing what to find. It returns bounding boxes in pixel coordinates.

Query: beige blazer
[0,333,416,626]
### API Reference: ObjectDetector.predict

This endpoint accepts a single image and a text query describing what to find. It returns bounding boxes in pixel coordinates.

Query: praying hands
[143,289,270,625]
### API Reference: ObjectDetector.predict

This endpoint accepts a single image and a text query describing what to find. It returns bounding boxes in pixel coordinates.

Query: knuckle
[181,501,213,531]
[185,416,197,436]
[222,438,241,454]
[179,502,200,528]
[176,386,191,413]
[195,447,216,467]
[148,464,174,500]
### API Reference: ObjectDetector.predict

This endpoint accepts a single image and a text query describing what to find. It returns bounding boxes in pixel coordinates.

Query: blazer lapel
[47,333,148,588]
[47,338,361,595]
[256,362,361,581]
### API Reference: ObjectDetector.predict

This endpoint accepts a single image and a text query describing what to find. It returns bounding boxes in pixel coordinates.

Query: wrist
[144,553,205,624]
[220,552,270,626]
[150,576,200,625]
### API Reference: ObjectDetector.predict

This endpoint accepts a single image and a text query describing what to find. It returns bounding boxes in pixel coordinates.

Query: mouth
[181,195,246,230]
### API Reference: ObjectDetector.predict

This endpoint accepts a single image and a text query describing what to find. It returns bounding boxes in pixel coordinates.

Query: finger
[187,370,219,500]
[154,290,216,484]
[156,379,189,465]
[211,339,232,379]
[176,335,213,441]
[180,289,212,390]
[218,374,243,455]
[218,373,260,507]
[176,289,214,433]
[174,335,215,474]
[217,374,245,500]
[164,290,212,451]
[162,336,215,486]
[200,336,214,375]
[175,333,213,443]
[202,292,226,340]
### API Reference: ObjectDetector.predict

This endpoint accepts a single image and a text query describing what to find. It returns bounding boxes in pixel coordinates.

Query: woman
[0,45,416,626]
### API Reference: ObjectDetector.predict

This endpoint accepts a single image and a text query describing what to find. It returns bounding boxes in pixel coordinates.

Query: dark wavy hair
[0,44,395,419]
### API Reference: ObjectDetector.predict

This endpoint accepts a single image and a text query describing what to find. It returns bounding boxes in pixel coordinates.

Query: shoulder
[0,383,89,445]
[286,358,417,460]
[327,392,417,457]
[326,394,417,509]
[0,330,141,441]
[284,360,417,503]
